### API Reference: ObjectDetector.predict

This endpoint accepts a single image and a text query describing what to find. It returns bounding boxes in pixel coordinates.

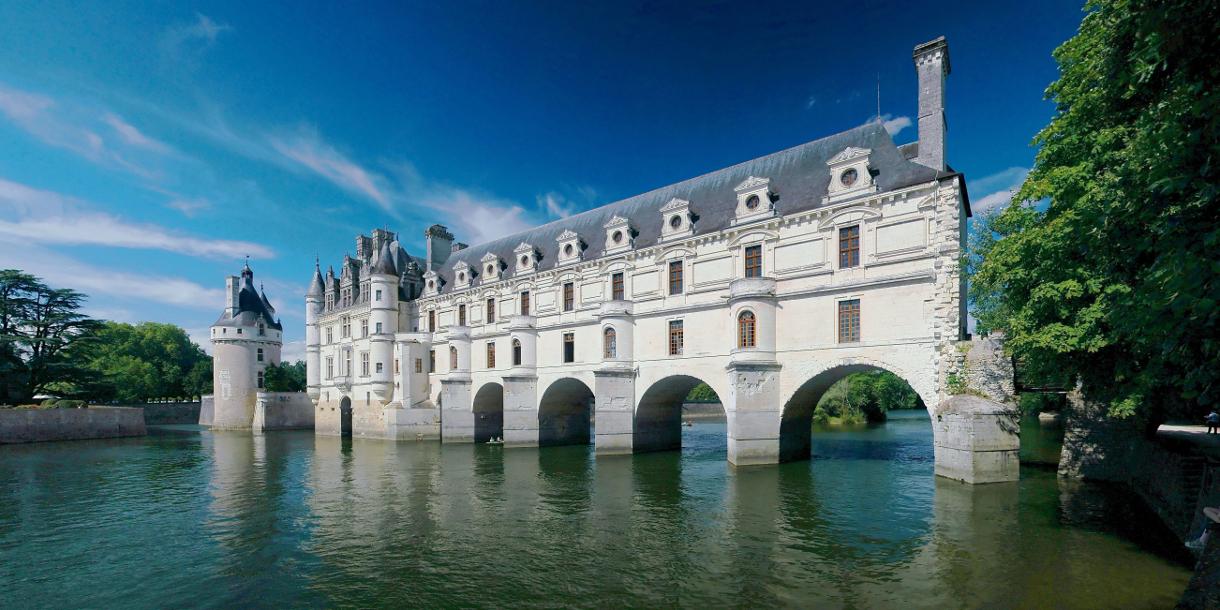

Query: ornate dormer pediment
[824,147,877,204]
[479,251,502,283]
[452,260,472,288]
[603,215,634,254]
[555,229,583,265]
[660,197,694,241]
[513,242,537,275]
[827,147,871,165]
[422,269,441,296]
[733,176,775,225]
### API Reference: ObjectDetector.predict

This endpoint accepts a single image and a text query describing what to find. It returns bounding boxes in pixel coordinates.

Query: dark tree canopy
[970,0,1220,423]
[0,270,101,404]
[263,361,306,393]
[78,321,212,403]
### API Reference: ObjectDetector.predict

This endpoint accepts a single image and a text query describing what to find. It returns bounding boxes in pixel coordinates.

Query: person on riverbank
[1206,410,1219,434]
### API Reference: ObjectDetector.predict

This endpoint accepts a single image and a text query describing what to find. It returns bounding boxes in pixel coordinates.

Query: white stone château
[305,37,1004,476]
[206,261,283,428]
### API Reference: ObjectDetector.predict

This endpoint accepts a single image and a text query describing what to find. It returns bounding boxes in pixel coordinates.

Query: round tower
[369,241,399,401]
[305,259,324,400]
[208,261,283,429]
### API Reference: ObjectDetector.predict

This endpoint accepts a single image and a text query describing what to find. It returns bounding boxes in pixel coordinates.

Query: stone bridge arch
[633,374,726,454]
[472,381,504,443]
[537,377,595,447]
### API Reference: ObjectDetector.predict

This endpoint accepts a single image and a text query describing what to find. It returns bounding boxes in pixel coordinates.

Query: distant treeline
[683,370,922,425]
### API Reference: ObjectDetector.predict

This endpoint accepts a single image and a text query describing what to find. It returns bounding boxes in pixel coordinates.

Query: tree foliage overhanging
[970,0,1220,423]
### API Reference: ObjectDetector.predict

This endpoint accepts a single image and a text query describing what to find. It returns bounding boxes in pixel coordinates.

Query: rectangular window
[257,370,264,389]
[237,328,242,335]
[455,304,464,326]
[344,352,351,376]
[258,324,266,336]
[744,244,762,278]
[668,260,683,295]
[361,319,368,337]
[257,348,264,362]
[326,327,333,344]
[375,289,382,301]
[429,350,436,373]
[520,291,530,315]
[611,272,624,301]
[375,322,382,334]
[415,358,422,373]
[668,320,684,356]
[428,310,435,332]
[326,357,334,380]
[839,226,860,268]
[563,332,575,363]
[375,362,383,374]
[361,352,370,376]
[486,342,496,368]
[838,299,861,343]
[394,359,400,374]
[486,297,496,323]
[563,282,574,311]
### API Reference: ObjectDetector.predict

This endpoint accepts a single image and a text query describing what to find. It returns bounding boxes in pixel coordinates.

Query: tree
[263,361,306,392]
[0,270,100,404]
[970,1,1220,425]
[79,322,210,402]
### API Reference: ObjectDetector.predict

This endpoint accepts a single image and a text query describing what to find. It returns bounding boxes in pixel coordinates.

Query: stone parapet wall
[0,407,146,444]
[252,392,315,432]
[110,402,201,425]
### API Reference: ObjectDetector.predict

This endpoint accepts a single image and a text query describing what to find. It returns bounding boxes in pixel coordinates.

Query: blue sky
[0,1,1083,359]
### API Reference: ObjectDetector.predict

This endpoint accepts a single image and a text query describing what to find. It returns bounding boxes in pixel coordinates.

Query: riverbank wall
[104,402,201,425]
[0,407,147,444]
[253,392,314,432]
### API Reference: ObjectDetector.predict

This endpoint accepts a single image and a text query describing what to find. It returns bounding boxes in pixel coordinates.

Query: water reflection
[0,414,1193,609]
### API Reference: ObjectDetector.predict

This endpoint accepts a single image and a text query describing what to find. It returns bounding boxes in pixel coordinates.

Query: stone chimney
[224,275,240,317]
[913,36,950,171]
[424,224,455,272]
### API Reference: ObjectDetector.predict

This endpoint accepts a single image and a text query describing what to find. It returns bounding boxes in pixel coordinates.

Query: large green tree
[970,0,1219,424]
[0,270,101,404]
[80,321,211,402]
[263,360,306,392]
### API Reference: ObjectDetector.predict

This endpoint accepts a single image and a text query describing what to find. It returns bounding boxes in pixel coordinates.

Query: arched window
[737,310,756,349]
[449,346,458,369]
[603,327,617,359]
[512,338,522,366]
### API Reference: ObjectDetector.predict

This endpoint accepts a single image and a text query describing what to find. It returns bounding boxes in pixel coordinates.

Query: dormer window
[452,261,473,289]
[423,270,440,296]
[659,197,694,241]
[513,243,537,275]
[604,215,634,254]
[480,252,502,284]
[733,176,775,224]
[555,229,582,265]
[824,147,877,204]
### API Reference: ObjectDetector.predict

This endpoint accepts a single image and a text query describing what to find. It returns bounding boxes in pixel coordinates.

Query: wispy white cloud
[166,197,211,217]
[969,167,1030,215]
[103,112,172,154]
[0,177,274,260]
[882,115,912,136]
[538,192,576,219]
[268,126,394,213]
[0,238,225,309]
[161,13,231,65]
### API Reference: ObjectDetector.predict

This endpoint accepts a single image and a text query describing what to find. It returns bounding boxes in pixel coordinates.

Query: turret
[207,262,282,429]
[369,242,399,401]
[305,259,324,400]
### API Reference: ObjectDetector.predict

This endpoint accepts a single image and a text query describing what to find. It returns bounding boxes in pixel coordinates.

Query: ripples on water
[0,411,1191,609]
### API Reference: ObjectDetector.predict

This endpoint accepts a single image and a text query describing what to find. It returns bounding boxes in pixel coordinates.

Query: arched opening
[780,364,926,462]
[512,339,522,366]
[634,375,724,455]
[603,326,616,359]
[737,310,756,348]
[538,378,594,447]
[473,382,504,443]
[339,396,353,438]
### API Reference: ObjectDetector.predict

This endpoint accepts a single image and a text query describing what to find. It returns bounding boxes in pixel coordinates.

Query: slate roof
[214,267,283,331]
[433,121,959,291]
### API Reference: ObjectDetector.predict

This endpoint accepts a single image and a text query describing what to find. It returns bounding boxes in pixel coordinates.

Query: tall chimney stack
[913,36,950,171]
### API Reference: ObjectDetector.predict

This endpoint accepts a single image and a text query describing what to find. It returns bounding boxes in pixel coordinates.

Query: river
[0,410,1192,608]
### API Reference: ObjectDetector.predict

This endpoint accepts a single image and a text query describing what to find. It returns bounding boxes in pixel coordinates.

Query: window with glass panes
[486,297,496,323]
[744,244,762,278]
[611,272,624,300]
[603,327,617,359]
[512,339,522,365]
[563,282,574,311]
[486,342,496,368]
[458,304,466,326]
[520,291,530,315]
[668,260,683,295]
[839,226,860,268]
[360,351,370,376]
[738,311,756,348]
[562,332,575,363]
[838,299,861,343]
[449,346,457,369]
[428,310,435,332]
[668,320,683,355]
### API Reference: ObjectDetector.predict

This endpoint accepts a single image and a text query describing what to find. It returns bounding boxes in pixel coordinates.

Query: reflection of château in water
[302,37,1018,483]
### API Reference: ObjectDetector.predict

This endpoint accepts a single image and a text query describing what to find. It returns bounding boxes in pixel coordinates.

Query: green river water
[0,411,1193,608]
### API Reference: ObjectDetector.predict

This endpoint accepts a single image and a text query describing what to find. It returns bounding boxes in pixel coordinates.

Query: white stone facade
[304,36,1005,478]
[208,263,283,429]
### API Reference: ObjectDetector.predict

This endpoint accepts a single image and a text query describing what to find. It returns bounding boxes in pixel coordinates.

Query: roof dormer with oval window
[660,197,694,242]
[422,269,441,297]
[733,176,775,225]
[480,252,502,284]
[452,260,473,290]
[824,147,877,204]
[555,229,583,266]
[514,242,538,276]
[603,215,634,255]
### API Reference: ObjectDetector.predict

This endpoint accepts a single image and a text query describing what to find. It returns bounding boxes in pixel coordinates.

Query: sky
[0,1,1085,360]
